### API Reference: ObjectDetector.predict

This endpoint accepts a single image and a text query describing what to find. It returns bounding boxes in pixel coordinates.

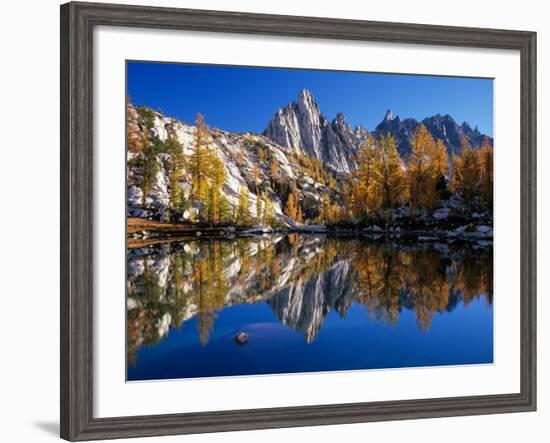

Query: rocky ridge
[263,90,493,168]
[374,110,492,157]
[127,104,342,226]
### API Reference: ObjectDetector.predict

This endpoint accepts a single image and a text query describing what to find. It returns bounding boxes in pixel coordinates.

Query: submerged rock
[234,332,249,346]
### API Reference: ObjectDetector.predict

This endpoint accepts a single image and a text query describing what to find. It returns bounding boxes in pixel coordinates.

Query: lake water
[127,234,493,381]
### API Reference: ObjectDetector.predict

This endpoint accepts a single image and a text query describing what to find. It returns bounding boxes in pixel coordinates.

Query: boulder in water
[234,332,249,346]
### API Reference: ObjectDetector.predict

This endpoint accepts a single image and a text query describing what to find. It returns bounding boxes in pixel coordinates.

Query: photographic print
[126,62,494,381]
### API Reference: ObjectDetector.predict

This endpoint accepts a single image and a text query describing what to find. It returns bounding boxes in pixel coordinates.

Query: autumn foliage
[343,124,493,224]
[128,101,492,228]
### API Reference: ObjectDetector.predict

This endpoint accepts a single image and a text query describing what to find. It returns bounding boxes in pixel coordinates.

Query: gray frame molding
[60,1,536,441]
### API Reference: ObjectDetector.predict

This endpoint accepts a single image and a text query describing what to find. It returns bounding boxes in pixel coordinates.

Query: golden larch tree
[354,134,381,217]
[285,192,297,221]
[319,193,331,224]
[296,204,303,224]
[238,145,246,166]
[258,146,266,163]
[269,156,279,187]
[374,133,405,209]
[206,154,228,224]
[236,186,251,226]
[127,105,143,153]
[263,191,275,226]
[478,136,493,205]
[188,113,213,202]
[434,139,449,178]
[407,125,438,211]
[252,163,260,194]
[451,136,481,209]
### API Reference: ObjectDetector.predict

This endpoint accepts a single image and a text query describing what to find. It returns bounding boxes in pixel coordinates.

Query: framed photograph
[60,1,536,440]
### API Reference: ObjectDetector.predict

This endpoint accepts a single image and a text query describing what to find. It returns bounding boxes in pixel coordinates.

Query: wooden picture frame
[60,1,536,440]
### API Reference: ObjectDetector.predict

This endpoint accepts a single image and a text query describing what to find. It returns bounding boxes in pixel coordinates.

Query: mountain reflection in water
[127,234,493,380]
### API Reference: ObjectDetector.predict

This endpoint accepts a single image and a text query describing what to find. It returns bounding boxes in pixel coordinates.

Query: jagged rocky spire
[263,89,363,173]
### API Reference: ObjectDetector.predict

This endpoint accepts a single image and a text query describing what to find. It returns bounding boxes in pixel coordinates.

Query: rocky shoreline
[127,216,492,249]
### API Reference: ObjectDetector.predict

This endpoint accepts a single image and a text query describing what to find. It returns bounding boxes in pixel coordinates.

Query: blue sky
[127,61,493,137]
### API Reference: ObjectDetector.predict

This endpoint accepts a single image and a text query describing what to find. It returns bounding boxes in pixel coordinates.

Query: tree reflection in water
[127,235,492,365]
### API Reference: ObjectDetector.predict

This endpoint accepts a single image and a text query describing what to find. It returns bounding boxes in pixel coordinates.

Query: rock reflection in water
[127,235,492,367]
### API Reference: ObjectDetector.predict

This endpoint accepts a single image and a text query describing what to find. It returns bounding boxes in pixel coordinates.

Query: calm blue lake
[127,235,493,381]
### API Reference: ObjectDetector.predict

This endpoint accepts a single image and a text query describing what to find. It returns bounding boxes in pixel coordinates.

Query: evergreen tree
[130,104,158,207]
[165,134,188,220]
[140,136,158,207]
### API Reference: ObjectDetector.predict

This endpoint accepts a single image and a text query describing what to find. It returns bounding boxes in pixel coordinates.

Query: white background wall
[0,0,547,442]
